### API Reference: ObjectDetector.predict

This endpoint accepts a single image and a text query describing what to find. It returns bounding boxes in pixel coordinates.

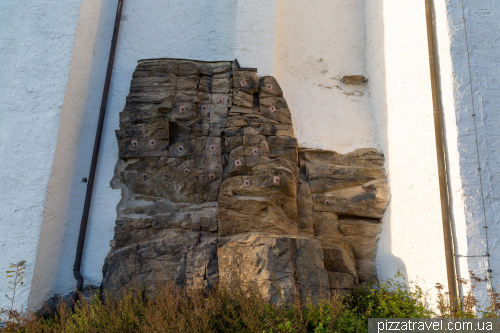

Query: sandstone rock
[233,70,259,93]
[103,59,390,303]
[331,289,353,297]
[339,219,382,282]
[211,62,232,75]
[218,233,329,304]
[197,76,212,92]
[337,148,385,167]
[130,75,177,93]
[153,209,218,232]
[259,97,293,125]
[311,179,389,219]
[314,217,343,243]
[212,74,231,93]
[299,149,339,165]
[338,219,382,259]
[178,60,202,76]
[328,271,356,290]
[259,76,284,98]
[112,218,153,248]
[322,242,358,280]
[218,196,299,237]
[260,123,276,136]
[177,75,199,90]
[102,230,217,294]
[233,90,254,108]
[297,182,314,235]
[134,60,179,78]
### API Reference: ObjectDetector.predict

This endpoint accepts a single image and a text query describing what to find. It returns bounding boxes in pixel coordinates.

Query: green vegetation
[1,271,499,332]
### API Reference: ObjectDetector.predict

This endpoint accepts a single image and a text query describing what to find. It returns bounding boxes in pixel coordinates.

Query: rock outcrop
[102,59,390,301]
[218,233,329,304]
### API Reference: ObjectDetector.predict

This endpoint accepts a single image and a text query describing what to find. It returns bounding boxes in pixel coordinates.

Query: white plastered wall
[274,0,379,153]
[0,0,82,311]
[12,0,500,312]
[28,0,106,310]
[365,0,500,306]
[273,0,500,306]
[28,0,279,311]
[442,0,500,301]
[235,0,277,75]
[272,0,460,306]
[364,0,459,306]
[362,0,500,305]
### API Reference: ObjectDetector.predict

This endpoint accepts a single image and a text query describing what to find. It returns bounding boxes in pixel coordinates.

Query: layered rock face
[102,59,389,301]
[298,148,389,294]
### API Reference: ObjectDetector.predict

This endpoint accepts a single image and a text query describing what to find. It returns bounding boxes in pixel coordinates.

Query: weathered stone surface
[212,74,231,93]
[218,233,329,303]
[102,229,218,294]
[259,97,293,125]
[218,196,299,237]
[339,219,382,281]
[259,76,284,98]
[233,70,259,93]
[297,182,314,235]
[233,90,254,108]
[102,59,390,302]
[103,60,229,293]
[297,148,389,283]
[322,242,358,279]
[337,148,385,167]
[332,289,353,297]
[312,179,389,219]
[328,271,356,292]
[218,155,300,236]
[299,148,390,220]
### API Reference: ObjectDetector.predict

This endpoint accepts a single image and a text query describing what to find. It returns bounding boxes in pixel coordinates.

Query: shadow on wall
[365,0,456,301]
[28,0,115,310]
[364,0,409,284]
[30,0,242,311]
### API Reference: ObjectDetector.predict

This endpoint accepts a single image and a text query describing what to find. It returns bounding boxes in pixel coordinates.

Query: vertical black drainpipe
[71,0,125,306]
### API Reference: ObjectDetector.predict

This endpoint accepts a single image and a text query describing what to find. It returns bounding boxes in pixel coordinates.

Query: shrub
[0,273,435,333]
[435,271,500,319]
[348,273,433,320]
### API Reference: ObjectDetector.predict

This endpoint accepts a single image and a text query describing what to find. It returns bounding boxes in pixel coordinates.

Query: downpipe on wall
[71,0,124,307]
[424,0,459,308]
